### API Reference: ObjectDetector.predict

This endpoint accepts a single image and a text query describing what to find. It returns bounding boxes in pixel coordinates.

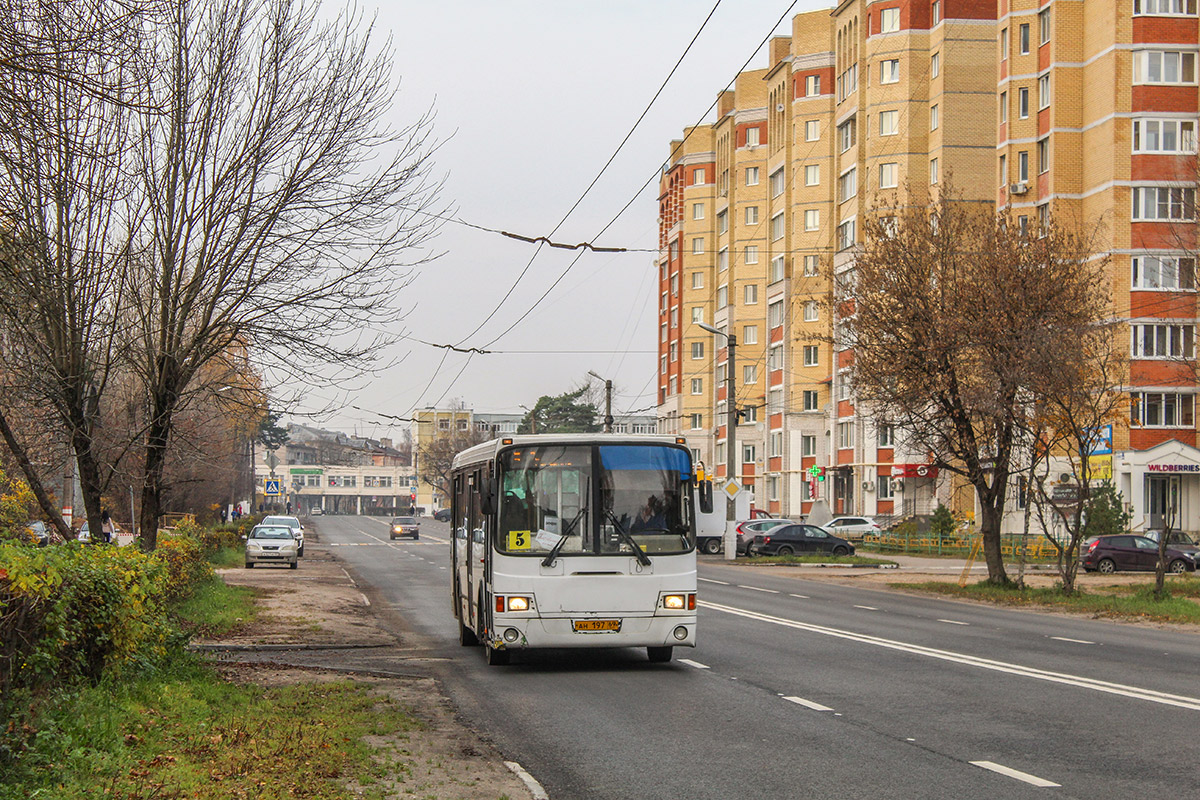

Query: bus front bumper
[488,613,697,650]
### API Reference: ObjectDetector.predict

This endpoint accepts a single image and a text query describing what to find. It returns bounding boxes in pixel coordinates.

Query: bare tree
[840,186,1109,584]
[124,0,445,547]
[417,428,490,510]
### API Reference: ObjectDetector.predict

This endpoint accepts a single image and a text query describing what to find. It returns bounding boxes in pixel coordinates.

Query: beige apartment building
[658,0,1200,534]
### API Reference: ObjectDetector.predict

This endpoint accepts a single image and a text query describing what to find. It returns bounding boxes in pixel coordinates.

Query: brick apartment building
[657,0,1200,535]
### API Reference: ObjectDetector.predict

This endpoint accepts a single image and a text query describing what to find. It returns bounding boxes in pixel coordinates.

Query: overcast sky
[296,0,828,439]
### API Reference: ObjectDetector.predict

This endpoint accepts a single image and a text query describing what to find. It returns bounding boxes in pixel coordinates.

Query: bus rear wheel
[647,646,673,663]
[701,538,721,555]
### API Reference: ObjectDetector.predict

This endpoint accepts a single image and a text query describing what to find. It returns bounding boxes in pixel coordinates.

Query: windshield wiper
[541,506,588,567]
[605,510,652,567]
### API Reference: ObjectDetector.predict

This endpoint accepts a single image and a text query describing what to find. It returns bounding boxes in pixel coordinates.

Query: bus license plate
[573,619,621,632]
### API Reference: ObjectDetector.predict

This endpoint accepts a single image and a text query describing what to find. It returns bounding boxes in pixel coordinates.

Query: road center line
[790,593,809,599]
[678,659,710,669]
[938,619,969,626]
[699,578,730,585]
[699,600,1200,711]
[854,605,878,611]
[738,585,780,594]
[783,695,833,712]
[970,760,1060,788]
[1051,636,1095,645]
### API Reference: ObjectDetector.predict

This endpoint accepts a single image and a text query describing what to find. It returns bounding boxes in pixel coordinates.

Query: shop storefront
[1115,439,1200,536]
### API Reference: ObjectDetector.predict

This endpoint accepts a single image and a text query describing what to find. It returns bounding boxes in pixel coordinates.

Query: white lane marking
[439,566,447,570]
[359,592,370,607]
[699,600,1200,711]
[504,761,549,800]
[679,658,710,670]
[1051,636,1095,645]
[854,605,878,611]
[699,578,730,585]
[789,594,809,599]
[783,696,833,712]
[738,585,780,594]
[970,761,1061,788]
[938,619,969,626]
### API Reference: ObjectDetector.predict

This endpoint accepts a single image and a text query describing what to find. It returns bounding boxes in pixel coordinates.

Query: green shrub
[152,535,213,604]
[930,503,956,540]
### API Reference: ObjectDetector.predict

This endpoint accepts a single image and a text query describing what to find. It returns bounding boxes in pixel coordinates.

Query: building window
[743,365,758,385]
[744,284,758,304]
[778,211,792,238]
[805,119,820,141]
[803,209,818,232]
[999,154,1007,183]
[769,300,785,327]
[1018,87,1029,118]
[746,167,760,185]
[661,355,667,374]
[691,271,704,289]
[805,75,821,96]
[1039,9,1051,45]
[746,127,761,147]
[438,419,450,430]
[930,158,939,184]
[770,168,785,197]
[771,255,785,283]
[804,301,819,322]
[803,345,819,366]
[745,246,759,265]
[1131,255,1196,289]
[1038,74,1050,109]
[745,206,759,225]
[1134,0,1198,12]
[838,118,857,151]
[1131,324,1196,358]
[931,51,940,78]
[837,63,858,102]
[838,167,857,203]
[1130,392,1195,427]
[1133,51,1198,84]
[693,168,706,185]
[1019,23,1030,54]
[878,475,894,499]
[768,346,783,370]
[880,7,900,32]
[1131,187,1196,220]
[692,238,704,254]
[717,209,728,234]
[691,379,704,395]
[932,0,942,25]
[881,59,900,84]
[691,413,704,428]
[879,162,898,189]
[692,306,703,323]
[691,341,705,359]
[804,255,820,276]
[741,444,756,464]
[743,324,758,345]
[930,104,939,130]
[805,164,820,186]
[1000,91,1008,124]
[719,248,729,271]
[661,323,668,342]
[1000,27,1009,60]
[717,284,728,308]
[801,434,817,456]
[692,203,705,220]
[1133,119,1197,153]
[1037,138,1049,174]
[1018,150,1029,182]
[671,274,679,295]
[670,307,679,328]
[837,218,856,249]
[838,421,855,449]
[802,390,819,410]
[879,110,898,136]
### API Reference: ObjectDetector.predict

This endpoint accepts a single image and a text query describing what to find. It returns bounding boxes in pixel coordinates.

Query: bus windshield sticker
[507,530,532,550]
[535,529,561,550]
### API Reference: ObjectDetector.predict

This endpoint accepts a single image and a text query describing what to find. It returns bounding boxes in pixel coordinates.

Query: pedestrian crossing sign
[264,479,282,496]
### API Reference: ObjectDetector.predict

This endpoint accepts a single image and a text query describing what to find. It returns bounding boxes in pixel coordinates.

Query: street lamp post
[587,371,614,433]
[699,322,737,561]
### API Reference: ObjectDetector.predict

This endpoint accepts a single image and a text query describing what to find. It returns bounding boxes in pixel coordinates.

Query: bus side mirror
[697,480,713,514]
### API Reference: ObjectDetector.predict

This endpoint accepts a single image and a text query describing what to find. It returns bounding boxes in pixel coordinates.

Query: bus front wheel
[485,645,510,666]
[647,646,673,663]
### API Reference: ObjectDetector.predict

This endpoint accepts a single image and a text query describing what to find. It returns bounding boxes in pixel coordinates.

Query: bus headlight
[506,596,531,612]
[663,594,686,610]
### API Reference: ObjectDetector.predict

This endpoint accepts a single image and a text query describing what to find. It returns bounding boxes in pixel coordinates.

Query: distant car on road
[822,516,881,540]
[262,515,304,556]
[244,524,299,569]
[390,516,420,540]
[750,524,856,557]
[736,518,793,556]
[433,508,452,522]
[309,507,323,516]
[1081,535,1196,574]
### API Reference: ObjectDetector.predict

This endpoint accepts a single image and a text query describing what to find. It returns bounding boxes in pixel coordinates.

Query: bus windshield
[496,443,694,557]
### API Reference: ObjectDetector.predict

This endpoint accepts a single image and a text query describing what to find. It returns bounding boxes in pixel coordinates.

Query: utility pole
[699,323,737,561]
[588,371,614,433]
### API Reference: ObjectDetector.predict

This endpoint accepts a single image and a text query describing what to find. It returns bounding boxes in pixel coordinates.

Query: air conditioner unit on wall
[891,479,905,492]
[1009,182,1029,195]
[863,481,875,491]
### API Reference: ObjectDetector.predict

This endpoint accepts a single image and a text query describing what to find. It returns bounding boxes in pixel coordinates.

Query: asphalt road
[312,514,1200,800]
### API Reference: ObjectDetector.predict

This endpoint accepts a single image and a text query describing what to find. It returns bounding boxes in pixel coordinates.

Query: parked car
[433,508,452,522]
[1143,529,1200,560]
[736,518,793,556]
[822,516,881,540]
[25,521,50,547]
[1080,535,1197,574]
[390,516,420,540]
[750,524,856,557]
[262,515,304,556]
[244,524,299,569]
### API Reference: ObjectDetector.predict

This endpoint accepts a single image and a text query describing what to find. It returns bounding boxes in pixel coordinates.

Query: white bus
[450,434,700,665]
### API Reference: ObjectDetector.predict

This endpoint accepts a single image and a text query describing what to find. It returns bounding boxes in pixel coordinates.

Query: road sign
[722,480,742,499]
[264,479,283,496]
